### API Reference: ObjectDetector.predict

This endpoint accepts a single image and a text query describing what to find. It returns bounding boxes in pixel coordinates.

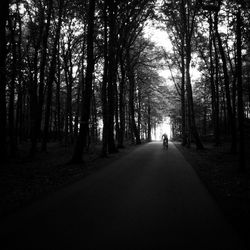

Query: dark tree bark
[101,0,108,156]
[209,13,220,145]
[71,0,96,163]
[107,0,118,153]
[127,51,141,145]
[29,38,41,156]
[215,7,237,153]
[37,0,52,143]
[137,84,142,139]
[56,43,62,141]
[62,40,74,144]
[29,2,46,156]
[236,9,245,171]
[180,39,186,146]
[147,96,151,142]
[42,0,63,151]
[182,0,204,150]
[74,77,81,138]
[0,0,9,160]
[212,28,221,144]
[8,15,18,155]
[117,50,126,148]
[185,48,204,149]
[16,4,24,143]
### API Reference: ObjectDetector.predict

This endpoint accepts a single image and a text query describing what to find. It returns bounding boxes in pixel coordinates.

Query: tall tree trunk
[117,49,126,148]
[8,17,17,155]
[101,0,108,156]
[37,0,52,143]
[29,3,45,155]
[236,9,245,171]
[68,45,74,142]
[127,56,141,145]
[147,96,151,142]
[71,0,96,163]
[137,85,142,139]
[115,81,119,142]
[42,0,63,151]
[16,5,24,143]
[209,13,220,145]
[0,0,9,160]
[186,44,204,149]
[213,29,221,144]
[215,9,237,153]
[74,77,81,138]
[107,0,118,153]
[29,45,40,155]
[181,41,187,146]
[56,43,61,141]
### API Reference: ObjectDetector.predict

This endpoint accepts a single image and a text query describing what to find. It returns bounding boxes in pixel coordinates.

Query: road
[0,142,245,249]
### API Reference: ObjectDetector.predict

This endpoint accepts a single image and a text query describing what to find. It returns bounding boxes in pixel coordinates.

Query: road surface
[0,142,245,249]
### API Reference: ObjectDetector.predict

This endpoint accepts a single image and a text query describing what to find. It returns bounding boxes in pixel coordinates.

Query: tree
[236,7,245,171]
[42,0,64,151]
[71,0,96,163]
[161,0,204,149]
[214,0,237,153]
[0,0,9,161]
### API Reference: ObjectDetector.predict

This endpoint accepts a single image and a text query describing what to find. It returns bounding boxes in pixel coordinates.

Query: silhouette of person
[162,133,168,148]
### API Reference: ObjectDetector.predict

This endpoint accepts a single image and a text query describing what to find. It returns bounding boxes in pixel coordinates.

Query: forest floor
[175,141,250,249]
[0,141,138,219]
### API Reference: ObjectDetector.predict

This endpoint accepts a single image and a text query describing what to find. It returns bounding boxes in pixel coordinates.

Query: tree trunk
[181,41,187,146]
[186,45,204,149]
[56,44,61,141]
[137,85,142,138]
[16,5,24,143]
[37,0,52,144]
[101,0,108,156]
[0,0,9,160]
[213,29,221,144]
[209,13,220,145]
[107,0,118,153]
[117,50,126,148]
[42,0,63,151]
[74,77,81,138]
[71,0,96,163]
[8,16,18,155]
[147,96,151,142]
[236,9,245,171]
[29,3,46,155]
[215,9,237,153]
[127,59,141,145]
[29,45,40,156]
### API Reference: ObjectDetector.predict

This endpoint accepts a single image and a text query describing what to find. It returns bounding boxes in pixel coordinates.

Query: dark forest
[1,0,250,249]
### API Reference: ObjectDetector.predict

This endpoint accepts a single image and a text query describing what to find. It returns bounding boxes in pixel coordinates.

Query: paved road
[0,142,245,249]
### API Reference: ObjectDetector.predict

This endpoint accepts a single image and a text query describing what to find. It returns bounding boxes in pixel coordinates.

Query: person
[162,133,168,149]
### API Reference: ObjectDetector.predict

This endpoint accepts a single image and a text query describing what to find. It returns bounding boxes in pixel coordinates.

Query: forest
[1,1,250,174]
[1,0,250,247]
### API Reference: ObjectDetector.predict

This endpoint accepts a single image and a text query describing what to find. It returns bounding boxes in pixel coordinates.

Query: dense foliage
[0,0,249,170]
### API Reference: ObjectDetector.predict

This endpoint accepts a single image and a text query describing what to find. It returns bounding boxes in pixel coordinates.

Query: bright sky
[144,24,173,83]
[144,24,172,49]
[143,23,202,83]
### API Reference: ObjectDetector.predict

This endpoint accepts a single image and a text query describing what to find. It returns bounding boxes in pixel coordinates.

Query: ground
[0,140,250,248]
[175,141,250,249]
[0,142,245,249]
[0,141,137,217]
